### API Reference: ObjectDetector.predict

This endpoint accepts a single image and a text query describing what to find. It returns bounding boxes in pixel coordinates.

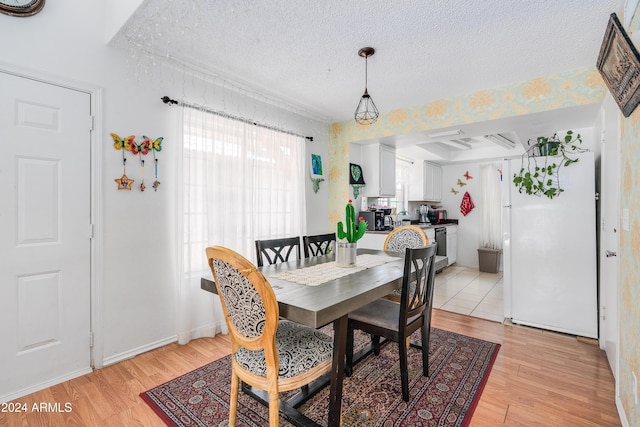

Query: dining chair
[302,232,336,258]
[383,225,430,302]
[345,244,437,402]
[206,246,333,427]
[383,225,429,253]
[254,236,301,267]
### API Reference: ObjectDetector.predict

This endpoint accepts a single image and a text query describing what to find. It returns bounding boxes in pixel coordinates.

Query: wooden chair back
[206,246,279,360]
[400,244,437,329]
[302,233,336,257]
[254,236,301,267]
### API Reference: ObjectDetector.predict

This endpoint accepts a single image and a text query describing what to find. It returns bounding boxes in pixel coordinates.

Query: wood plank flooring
[0,309,620,426]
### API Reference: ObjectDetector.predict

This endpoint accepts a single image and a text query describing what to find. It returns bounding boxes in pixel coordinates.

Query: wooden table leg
[328,315,348,426]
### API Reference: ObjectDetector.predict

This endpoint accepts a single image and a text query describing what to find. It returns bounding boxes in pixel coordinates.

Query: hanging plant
[512,130,588,199]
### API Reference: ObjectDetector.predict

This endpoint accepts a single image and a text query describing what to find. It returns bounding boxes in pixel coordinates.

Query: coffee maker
[419,205,429,223]
[359,211,385,231]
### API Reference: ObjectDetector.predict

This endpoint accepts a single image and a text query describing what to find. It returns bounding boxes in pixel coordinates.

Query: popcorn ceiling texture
[114,0,618,122]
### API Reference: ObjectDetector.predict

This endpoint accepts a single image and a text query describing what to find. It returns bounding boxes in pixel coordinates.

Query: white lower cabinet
[358,233,388,250]
[446,225,457,265]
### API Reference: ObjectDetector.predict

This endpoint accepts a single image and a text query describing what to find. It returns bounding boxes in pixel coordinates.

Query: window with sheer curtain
[480,163,503,249]
[176,105,306,344]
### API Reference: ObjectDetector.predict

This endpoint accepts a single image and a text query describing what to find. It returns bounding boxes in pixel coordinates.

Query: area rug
[141,328,500,426]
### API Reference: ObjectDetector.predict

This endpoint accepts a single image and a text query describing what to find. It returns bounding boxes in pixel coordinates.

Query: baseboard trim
[102,335,178,367]
[616,395,629,427]
[0,367,93,403]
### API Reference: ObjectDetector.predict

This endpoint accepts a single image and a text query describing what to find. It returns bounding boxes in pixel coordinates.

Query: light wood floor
[0,309,620,426]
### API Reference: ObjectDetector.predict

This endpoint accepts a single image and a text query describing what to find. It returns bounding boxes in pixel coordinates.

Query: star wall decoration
[115,174,134,190]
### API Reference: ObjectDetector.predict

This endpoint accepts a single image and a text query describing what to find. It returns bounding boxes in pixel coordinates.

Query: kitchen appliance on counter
[419,205,429,223]
[381,208,393,230]
[427,208,447,224]
[359,210,385,231]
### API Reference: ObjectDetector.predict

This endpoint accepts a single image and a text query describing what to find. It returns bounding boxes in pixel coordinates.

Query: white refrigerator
[502,151,598,338]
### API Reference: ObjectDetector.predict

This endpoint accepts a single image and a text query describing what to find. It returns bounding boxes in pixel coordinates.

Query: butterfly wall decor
[111,132,164,192]
[457,178,467,187]
[464,170,473,180]
[131,139,150,155]
[450,187,459,195]
[111,133,135,151]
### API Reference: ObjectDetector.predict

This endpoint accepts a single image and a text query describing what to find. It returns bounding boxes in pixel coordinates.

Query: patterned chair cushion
[234,320,333,378]
[385,228,426,299]
[213,259,266,338]
[385,228,426,253]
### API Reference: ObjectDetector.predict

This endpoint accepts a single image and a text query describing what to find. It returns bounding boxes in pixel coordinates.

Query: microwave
[359,211,385,231]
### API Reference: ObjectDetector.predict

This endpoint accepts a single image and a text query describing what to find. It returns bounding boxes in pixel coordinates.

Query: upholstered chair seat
[234,319,333,378]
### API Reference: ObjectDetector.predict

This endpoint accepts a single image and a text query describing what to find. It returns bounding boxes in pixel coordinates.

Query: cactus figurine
[337,200,367,243]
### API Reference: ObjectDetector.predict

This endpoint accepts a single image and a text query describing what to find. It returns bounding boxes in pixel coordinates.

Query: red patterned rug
[141,328,500,426]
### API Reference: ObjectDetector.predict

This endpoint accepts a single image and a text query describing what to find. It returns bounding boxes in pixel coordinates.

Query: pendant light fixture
[354,47,379,125]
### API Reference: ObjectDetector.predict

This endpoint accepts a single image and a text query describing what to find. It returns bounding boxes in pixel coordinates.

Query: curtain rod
[161,96,313,142]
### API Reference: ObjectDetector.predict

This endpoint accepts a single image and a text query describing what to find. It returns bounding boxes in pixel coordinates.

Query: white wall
[440,163,484,268]
[1,0,329,365]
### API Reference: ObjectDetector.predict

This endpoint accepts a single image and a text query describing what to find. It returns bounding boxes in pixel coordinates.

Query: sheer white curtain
[480,163,503,250]
[176,106,307,344]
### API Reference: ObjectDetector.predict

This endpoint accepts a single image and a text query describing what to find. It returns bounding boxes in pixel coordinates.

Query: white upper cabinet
[409,161,442,201]
[362,144,396,198]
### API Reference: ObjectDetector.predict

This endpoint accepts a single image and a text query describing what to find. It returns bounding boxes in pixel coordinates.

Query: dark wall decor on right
[597,12,640,117]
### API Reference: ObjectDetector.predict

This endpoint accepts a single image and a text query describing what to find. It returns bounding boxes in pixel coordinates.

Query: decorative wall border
[327,66,606,226]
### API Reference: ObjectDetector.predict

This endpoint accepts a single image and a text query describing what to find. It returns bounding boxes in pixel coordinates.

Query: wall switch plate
[633,371,638,405]
[622,208,630,231]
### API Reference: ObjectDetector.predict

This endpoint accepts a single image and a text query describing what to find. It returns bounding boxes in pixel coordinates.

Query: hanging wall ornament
[144,136,163,191]
[111,133,136,190]
[132,138,150,192]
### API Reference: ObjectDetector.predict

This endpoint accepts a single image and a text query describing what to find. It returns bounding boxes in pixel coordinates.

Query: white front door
[0,72,92,401]
[600,98,620,380]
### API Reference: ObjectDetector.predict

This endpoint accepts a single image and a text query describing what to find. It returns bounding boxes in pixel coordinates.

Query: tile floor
[433,265,504,323]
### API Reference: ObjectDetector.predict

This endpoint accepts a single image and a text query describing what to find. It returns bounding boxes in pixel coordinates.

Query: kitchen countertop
[367,221,458,235]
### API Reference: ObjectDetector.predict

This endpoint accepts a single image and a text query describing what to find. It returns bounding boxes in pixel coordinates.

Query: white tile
[476,299,502,313]
[440,304,473,315]
[444,296,480,310]
[469,310,505,323]
[436,266,504,321]
[432,294,451,308]
[457,287,490,298]
[462,281,495,293]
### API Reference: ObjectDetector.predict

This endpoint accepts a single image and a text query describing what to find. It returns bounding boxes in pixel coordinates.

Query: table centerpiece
[336,200,367,267]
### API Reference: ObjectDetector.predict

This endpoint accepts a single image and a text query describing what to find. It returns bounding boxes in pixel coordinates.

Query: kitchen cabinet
[358,233,388,250]
[445,225,457,266]
[408,161,442,201]
[361,144,396,198]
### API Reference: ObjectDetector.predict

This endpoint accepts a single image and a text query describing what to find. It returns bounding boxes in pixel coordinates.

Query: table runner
[269,254,398,286]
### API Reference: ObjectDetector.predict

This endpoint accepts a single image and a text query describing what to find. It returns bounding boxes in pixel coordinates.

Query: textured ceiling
[113,0,621,159]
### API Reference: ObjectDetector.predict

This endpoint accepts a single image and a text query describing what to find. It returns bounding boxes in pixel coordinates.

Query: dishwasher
[434,227,447,257]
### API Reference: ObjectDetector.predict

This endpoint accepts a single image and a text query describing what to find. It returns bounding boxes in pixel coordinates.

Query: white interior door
[0,72,92,401]
[600,98,620,380]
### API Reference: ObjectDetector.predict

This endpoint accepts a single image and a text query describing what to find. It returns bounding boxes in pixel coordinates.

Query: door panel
[0,72,92,400]
[600,99,620,380]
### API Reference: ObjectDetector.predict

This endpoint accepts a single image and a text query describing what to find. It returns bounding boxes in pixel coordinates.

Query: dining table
[200,248,406,427]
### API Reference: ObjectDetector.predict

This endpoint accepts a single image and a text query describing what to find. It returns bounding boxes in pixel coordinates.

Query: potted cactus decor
[336,200,367,267]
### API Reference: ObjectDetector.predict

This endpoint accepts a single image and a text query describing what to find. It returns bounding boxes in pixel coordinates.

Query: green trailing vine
[512,130,588,199]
